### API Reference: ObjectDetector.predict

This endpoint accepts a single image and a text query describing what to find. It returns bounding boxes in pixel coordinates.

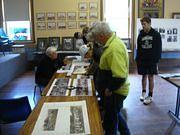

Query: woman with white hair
[87,22,130,135]
[35,46,62,86]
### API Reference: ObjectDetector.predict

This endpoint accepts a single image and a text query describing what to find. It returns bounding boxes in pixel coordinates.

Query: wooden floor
[0,68,180,135]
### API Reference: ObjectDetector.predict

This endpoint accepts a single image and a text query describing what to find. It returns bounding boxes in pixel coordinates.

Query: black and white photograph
[36,12,45,21]
[78,2,87,11]
[67,21,77,29]
[36,22,46,30]
[37,37,49,52]
[89,12,98,19]
[48,37,60,49]
[62,37,74,51]
[159,28,165,33]
[46,12,56,20]
[79,21,88,29]
[79,12,88,20]
[57,22,66,29]
[89,2,98,10]
[74,38,84,51]
[57,12,66,20]
[47,22,56,30]
[173,28,178,34]
[67,12,76,20]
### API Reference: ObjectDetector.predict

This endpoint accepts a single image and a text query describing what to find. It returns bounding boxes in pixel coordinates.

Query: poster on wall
[136,18,180,51]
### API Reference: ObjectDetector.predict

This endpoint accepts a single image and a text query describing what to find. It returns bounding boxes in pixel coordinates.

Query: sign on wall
[137,19,180,51]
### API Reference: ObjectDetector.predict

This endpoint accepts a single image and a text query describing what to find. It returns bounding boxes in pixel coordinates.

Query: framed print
[89,12,98,19]
[36,13,45,21]
[47,22,56,30]
[57,22,66,29]
[79,2,87,11]
[49,37,60,50]
[79,21,88,28]
[121,38,131,49]
[57,12,66,20]
[67,21,77,29]
[79,12,88,20]
[67,12,76,20]
[62,37,74,51]
[36,22,46,30]
[89,2,98,10]
[37,38,48,52]
[138,0,164,18]
[46,12,56,20]
[172,12,180,19]
[74,39,84,51]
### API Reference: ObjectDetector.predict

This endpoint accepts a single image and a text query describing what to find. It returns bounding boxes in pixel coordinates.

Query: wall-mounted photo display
[172,12,180,19]
[37,37,49,52]
[121,38,131,50]
[79,2,87,11]
[46,12,56,20]
[79,12,88,20]
[67,12,76,20]
[79,21,88,28]
[57,12,66,20]
[49,37,60,50]
[57,22,66,29]
[36,22,46,30]
[89,12,98,19]
[47,22,56,30]
[89,2,98,10]
[36,13,45,21]
[67,21,77,29]
[62,37,74,51]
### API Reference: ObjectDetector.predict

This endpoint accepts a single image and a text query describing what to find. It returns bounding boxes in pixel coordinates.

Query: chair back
[0,96,32,124]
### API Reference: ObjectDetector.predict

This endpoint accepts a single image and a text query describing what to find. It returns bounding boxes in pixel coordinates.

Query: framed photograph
[46,12,56,20]
[67,21,77,29]
[121,38,131,49]
[89,2,98,10]
[74,39,84,51]
[79,21,88,28]
[47,22,56,30]
[36,22,46,30]
[79,2,87,11]
[49,37,60,50]
[57,22,66,29]
[67,12,76,20]
[89,12,98,19]
[79,12,88,20]
[37,38,49,52]
[36,13,45,21]
[57,12,66,20]
[62,37,74,51]
[138,0,164,18]
[172,12,180,19]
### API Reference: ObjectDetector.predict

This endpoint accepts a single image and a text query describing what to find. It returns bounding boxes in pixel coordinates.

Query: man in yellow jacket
[87,22,130,135]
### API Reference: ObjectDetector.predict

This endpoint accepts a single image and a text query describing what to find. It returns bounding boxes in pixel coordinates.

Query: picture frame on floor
[37,38,49,52]
[48,37,60,50]
[62,37,74,51]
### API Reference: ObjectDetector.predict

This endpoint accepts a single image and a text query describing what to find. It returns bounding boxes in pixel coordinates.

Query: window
[1,0,34,43]
[104,0,132,38]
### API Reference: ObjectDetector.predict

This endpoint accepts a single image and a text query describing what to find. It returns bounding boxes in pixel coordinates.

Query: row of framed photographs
[37,21,96,30]
[37,37,83,52]
[36,11,98,21]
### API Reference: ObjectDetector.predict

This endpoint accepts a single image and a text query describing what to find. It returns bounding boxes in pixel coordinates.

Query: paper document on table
[32,100,90,135]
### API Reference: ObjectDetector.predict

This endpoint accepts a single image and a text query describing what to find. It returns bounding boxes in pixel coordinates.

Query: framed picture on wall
[79,21,88,28]
[36,22,46,30]
[89,12,98,19]
[172,12,180,19]
[89,2,98,10]
[36,13,45,21]
[121,38,131,50]
[57,22,66,29]
[79,12,88,20]
[62,37,74,51]
[138,0,164,18]
[57,12,66,20]
[46,12,56,20]
[67,12,76,20]
[37,38,49,52]
[47,22,56,30]
[79,2,87,11]
[49,37,60,50]
[67,21,77,29]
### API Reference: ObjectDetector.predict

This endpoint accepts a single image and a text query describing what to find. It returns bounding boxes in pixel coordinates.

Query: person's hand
[104,88,112,96]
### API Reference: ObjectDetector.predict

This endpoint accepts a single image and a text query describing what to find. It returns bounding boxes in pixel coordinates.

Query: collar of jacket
[104,33,116,49]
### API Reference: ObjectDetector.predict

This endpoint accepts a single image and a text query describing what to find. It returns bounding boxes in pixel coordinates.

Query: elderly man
[35,46,62,87]
[87,22,130,135]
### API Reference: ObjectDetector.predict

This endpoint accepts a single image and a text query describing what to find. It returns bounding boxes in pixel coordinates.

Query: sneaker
[143,96,153,105]
[140,92,146,101]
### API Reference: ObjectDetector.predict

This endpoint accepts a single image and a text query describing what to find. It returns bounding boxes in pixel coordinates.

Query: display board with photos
[136,18,180,51]
[37,38,49,52]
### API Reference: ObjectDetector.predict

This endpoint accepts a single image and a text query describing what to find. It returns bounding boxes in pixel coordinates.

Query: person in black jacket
[35,46,62,87]
[136,16,162,105]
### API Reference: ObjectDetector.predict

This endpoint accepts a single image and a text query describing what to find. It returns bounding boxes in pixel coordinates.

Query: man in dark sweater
[35,46,62,87]
[136,16,162,105]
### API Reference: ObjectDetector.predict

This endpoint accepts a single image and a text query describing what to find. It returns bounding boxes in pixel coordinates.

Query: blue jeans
[103,94,130,135]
